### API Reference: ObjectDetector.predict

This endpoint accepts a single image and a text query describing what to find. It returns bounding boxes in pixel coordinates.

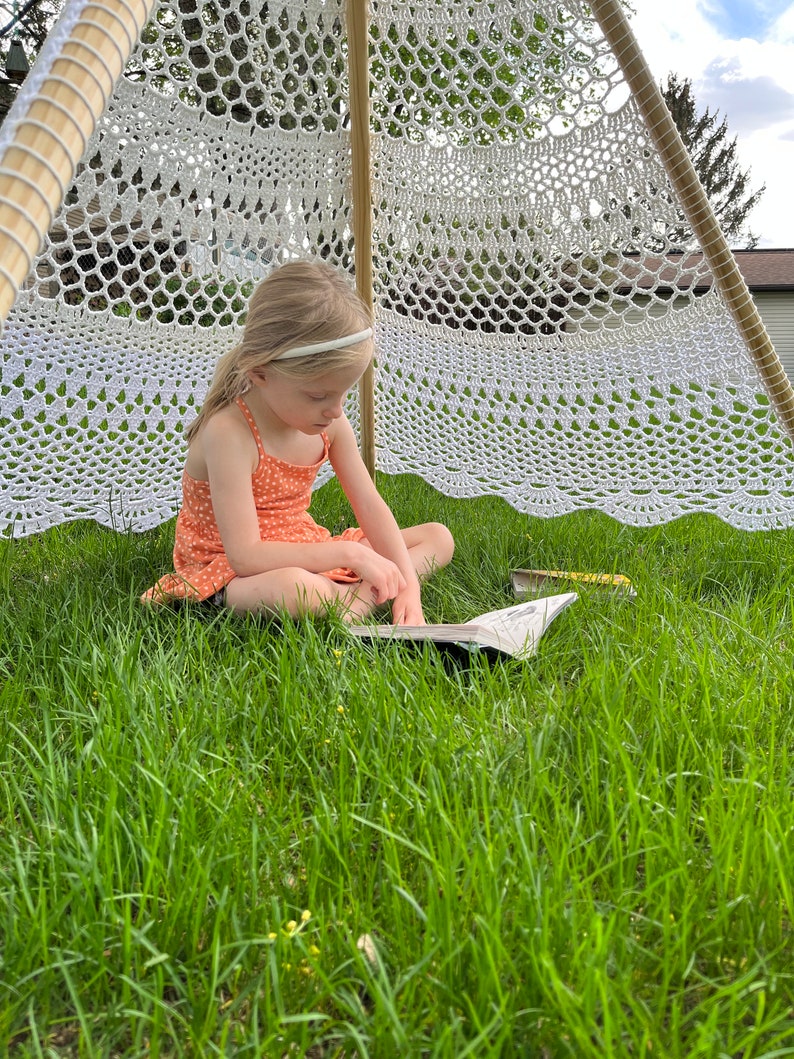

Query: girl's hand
[391,586,425,626]
[350,544,407,604]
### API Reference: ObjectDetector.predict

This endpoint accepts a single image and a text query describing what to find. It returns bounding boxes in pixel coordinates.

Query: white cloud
[769,4,794,43]
[629,1,723,82]
[739,130,794,245]
[699,59,794,134]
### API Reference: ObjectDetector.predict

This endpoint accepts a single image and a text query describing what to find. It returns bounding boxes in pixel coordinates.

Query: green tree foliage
[370,10,572,146]
[662,73,764,249]
[130,0,347,132]
[0,0,59,66]
[0,0,60,120]
[131,2,579,144]
[0,0,61,117]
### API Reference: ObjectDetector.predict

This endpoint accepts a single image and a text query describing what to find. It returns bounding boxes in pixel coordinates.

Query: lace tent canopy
[2,0,794,537]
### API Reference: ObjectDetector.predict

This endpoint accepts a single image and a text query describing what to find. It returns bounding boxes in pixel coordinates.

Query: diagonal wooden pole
[347,0,376,479]
[590,0,794,445]
[0,0,155,325]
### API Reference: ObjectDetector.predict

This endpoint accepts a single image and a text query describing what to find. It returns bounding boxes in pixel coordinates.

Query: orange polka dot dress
[142,396,363,604]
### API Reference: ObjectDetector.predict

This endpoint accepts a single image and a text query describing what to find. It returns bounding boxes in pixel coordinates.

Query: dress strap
[233,395,330,467]
[234,396,266,463]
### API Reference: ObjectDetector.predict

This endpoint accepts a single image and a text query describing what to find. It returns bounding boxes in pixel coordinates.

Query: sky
[628,0,794,247]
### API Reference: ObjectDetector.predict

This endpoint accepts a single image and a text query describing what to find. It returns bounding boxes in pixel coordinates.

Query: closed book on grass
[348,592,577,661]
[512,569,636,598]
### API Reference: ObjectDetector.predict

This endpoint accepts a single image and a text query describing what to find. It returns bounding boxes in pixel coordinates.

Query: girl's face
[252,353,370,435]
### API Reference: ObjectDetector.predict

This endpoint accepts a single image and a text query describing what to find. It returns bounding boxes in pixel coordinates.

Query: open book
[347,592,577,661]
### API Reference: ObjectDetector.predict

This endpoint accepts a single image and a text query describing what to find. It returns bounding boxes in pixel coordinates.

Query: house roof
[620,248,794,293]
[721,248,794,291]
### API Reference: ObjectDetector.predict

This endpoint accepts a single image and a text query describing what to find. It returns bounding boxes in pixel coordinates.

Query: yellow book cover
[512,569,635,598]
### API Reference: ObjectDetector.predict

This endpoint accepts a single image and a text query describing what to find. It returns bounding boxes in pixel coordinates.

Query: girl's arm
[328,414,425,624]
[201,410,407,602]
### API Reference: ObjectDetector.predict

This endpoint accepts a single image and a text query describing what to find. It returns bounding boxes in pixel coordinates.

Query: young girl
[143,260,454,623]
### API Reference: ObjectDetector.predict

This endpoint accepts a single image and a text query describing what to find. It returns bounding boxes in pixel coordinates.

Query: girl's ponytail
[184,342,248,442]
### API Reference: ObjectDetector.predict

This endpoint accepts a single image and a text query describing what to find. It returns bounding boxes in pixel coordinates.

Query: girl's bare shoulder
[186,402,257,479]
[326,412,354,445]
[202,401,250,438]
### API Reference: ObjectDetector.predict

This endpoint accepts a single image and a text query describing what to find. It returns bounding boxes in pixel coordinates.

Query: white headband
[274,327,373,361]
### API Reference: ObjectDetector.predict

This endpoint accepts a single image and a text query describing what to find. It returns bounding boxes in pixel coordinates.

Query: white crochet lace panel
[3,0,794,536]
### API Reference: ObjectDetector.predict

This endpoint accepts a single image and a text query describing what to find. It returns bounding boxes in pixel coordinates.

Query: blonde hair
[185,260,373,442]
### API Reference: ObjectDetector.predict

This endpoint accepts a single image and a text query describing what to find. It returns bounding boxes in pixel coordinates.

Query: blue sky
[709,1,791,39]
[630,0,794,246]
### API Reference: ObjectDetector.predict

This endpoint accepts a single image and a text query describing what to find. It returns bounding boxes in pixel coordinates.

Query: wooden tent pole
[347,0,376,479]
[0,0,155,325]
[590,0,794,444]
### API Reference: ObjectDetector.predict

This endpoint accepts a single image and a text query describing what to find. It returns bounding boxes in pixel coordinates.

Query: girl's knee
[280,568,342,616]
[423,522,455,566]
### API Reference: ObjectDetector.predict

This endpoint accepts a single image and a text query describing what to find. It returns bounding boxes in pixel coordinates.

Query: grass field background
[1,474,792,1057]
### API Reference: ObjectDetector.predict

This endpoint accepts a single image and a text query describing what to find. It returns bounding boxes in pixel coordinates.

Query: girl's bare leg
[398,522,455,579]
[334,522,455,619]
[224,566,377,619]
[350,522,455,581]
[223,522,453,619]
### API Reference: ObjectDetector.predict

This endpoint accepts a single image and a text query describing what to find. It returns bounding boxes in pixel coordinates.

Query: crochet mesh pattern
[2,0,794,536]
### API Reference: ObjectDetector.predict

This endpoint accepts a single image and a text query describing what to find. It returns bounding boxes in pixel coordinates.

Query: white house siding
[754,292,794,383]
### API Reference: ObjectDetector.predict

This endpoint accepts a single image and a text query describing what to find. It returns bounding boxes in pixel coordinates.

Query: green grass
[1,475,793,1057]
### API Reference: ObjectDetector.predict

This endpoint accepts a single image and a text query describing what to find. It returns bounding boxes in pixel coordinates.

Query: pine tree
[662,73,764,249]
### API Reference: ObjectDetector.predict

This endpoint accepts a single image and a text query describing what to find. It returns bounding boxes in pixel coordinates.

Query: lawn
[1,475,792,1057]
